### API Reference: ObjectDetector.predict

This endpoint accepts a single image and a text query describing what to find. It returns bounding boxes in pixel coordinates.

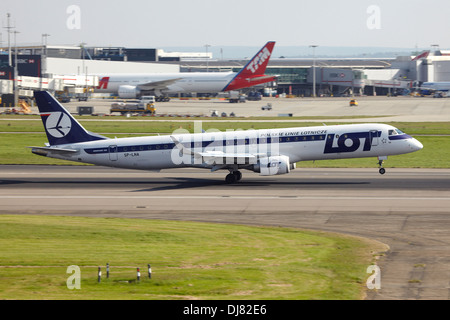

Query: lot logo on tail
[44,112,72,138]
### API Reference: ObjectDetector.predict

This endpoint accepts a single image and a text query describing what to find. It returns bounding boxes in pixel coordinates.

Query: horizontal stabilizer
[245,75,278,82]
[28,146,78,156]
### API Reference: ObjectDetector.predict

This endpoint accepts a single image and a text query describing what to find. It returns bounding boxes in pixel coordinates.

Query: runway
[1,165,450,299]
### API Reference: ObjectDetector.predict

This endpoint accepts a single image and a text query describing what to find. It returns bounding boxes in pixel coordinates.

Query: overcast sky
[2,0,450,52]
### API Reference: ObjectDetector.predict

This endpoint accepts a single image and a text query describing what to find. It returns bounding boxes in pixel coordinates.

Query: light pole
[41,34,50,77]
[13,30,20,108]
[310,45,318,97]
[42,33,50,55]
[204,44,211,72]
[4,13,13,67]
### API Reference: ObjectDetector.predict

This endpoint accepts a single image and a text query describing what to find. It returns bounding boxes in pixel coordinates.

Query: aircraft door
[109,145,118,161]
[370,130,379,146]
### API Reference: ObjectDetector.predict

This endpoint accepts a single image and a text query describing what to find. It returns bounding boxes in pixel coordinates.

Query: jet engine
[118,85,139,99]
[252,155,295,176]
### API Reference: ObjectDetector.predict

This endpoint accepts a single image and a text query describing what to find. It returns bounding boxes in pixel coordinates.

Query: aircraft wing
[170,136,259,165]
[137,78,183,91]
[199,151,257,165]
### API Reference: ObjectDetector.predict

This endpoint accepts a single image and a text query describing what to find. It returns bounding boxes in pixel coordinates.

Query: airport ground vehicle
[110,96,156,115]
[261,103,272,110]
[228,91,246,103]
[350,99,358,106]
[247,92,262,101]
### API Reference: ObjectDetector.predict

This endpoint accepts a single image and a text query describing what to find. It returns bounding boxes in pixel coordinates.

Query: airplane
[30,91,423,183]
[417,82,450,96]
[94,41,277,101]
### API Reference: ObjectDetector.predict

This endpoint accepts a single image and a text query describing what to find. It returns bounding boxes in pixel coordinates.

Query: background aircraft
[94,41,277,101]
[418,81,450,96]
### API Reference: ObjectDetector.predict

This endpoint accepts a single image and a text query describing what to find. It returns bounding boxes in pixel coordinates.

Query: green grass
[0,215,386,300]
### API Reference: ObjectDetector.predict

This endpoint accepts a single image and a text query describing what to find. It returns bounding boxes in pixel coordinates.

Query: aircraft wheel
[225,173,237,184]
[379,168,386,175]
[233,171,242,181]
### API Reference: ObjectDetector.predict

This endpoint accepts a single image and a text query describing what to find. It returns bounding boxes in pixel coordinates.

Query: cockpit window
[389,129,404,136]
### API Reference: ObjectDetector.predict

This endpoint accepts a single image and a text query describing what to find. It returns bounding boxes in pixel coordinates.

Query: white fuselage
[96,72,236,95]
[421,82,450,92]
[44,123,423,171]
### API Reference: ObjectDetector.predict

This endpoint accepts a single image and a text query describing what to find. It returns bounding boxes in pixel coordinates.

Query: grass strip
[0,215,386,300]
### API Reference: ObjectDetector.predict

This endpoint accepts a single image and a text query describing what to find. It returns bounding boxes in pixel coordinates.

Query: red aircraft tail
[223,41,276,91]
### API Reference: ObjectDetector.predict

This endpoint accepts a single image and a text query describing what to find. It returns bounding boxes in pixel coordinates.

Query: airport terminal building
[1,44,450,106]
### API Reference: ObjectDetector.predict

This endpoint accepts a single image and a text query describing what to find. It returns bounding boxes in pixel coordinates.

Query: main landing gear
[225,170,242,184]
[155,96,170,102]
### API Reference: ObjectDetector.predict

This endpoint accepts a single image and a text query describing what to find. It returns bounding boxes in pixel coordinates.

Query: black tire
[225,173,237,184]
[233,171,242,181]
[379,168,386,175]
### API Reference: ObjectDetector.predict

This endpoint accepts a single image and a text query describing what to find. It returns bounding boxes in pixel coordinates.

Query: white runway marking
[0,195,448,201]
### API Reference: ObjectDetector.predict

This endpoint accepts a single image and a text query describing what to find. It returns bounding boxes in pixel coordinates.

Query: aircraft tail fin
[34,91,107,146]
[412,50,430,61]
[223,41,277,91]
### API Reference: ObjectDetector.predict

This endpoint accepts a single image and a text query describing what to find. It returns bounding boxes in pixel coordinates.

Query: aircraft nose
[412,138,423,151]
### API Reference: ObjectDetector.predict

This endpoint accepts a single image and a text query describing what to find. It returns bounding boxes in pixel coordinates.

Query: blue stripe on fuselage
[388,134,412,141]
[83,134,327,155]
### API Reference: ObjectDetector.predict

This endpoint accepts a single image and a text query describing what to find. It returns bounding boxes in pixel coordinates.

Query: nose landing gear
[377,156,387,175]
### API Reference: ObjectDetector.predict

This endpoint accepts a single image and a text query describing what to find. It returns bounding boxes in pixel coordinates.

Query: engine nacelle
[118,85,139,99]
[253,156,295,176]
